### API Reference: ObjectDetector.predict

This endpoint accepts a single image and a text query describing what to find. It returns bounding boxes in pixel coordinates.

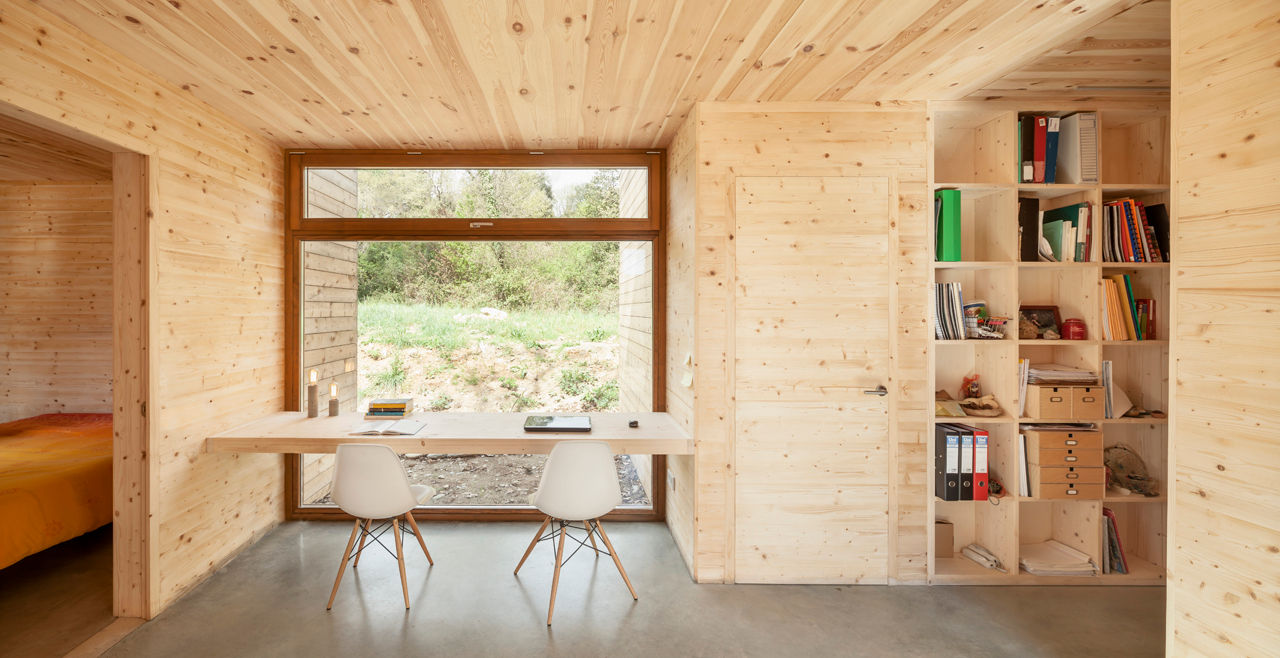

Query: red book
[973,428,989,501]
[1033,116,1048,183]
[1083,203,1093,262]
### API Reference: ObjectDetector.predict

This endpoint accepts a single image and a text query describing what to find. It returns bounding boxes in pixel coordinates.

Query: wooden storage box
[1024,385,1106,419]
[1029,465,1105,499]
[1025,429,1104,499]
[1072,386,1105,418]
[1025,385,1073,418]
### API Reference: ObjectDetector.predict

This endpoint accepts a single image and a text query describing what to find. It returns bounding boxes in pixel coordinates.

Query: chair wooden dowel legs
[593,519,638,600]
[327,519,362,610]
[404,513,434,566]
[548,522,567,625]
[586,522,598,551]
[393,518,409,609]
[515,516,551,575]
[352,518,371,568]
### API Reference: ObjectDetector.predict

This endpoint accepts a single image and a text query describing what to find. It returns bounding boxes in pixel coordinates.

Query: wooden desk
[206,412,693,455]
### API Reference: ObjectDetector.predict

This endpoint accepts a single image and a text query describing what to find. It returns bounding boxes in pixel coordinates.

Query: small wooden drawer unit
[1025,429,1104,499]
[1025,385,1106,419]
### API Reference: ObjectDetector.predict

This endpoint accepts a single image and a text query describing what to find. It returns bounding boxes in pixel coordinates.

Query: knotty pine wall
[664,114,697,571]
[1170,2,1280,653]
[0,180,113,422]
[674,102,930,583]
[0,3,285,615]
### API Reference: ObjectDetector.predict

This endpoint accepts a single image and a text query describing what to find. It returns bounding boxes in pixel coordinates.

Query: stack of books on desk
[365,398,412,421]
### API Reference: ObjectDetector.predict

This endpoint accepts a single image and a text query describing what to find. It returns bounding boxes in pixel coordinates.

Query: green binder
[935,189,962,262]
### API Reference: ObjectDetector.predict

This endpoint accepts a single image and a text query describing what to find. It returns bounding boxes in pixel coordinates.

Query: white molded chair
[514,440,637,625]
[326,443,435,610]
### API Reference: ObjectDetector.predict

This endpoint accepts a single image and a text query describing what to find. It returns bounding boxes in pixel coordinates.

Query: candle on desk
[307,369,319,418]
[329,382,340,416]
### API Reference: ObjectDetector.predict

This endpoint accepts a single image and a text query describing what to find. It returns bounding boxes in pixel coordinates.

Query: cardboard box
[935,520,955,558]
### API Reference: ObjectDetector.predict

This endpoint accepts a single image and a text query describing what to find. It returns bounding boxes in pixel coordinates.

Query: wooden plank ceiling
[966,0,1169,100]
[37,0,1163,149]
[0,114,113,182]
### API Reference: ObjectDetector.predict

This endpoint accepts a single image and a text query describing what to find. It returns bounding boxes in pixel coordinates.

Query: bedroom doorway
[0,109,152,652]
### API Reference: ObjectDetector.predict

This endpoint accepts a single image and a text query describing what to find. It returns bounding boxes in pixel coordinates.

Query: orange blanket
[0,413,112,569]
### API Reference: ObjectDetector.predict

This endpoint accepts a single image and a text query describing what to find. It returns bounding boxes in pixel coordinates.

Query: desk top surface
[206,411,693,455]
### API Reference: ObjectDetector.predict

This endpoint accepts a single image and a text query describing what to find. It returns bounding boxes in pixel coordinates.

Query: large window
[305,168,648,219]
[285,151,664,521]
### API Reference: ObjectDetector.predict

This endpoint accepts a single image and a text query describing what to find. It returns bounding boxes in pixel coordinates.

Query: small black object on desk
[628,420,639,428]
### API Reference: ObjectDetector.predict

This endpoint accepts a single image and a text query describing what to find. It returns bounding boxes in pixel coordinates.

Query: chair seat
[411,484,436,505]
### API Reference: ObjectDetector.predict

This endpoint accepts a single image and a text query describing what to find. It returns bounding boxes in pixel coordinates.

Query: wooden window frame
[284,149,667,522]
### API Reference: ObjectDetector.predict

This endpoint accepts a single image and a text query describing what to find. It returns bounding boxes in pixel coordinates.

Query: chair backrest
[533,441,623,521]
[330,444,418,520]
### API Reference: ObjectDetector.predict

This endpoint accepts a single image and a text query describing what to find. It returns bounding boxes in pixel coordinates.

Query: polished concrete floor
[0,525,114,658]
[107,521,1164,657]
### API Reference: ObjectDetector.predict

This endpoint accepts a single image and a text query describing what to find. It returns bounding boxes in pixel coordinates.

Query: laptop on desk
[523,415,592,432]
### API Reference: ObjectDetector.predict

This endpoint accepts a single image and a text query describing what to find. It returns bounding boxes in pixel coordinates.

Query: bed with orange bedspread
[0,413,112,570]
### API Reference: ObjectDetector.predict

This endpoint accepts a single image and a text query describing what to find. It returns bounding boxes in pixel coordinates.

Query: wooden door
[733,176,891,584]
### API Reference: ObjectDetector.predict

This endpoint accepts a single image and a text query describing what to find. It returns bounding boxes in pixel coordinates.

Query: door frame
[111,151,156,618]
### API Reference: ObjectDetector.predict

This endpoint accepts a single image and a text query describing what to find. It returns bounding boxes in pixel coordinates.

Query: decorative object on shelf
[1105,444,1159,497]
[961,300,1008,339]
[1061,317,1087,340]
[960,373,982,399]
[1018,305,1062,339]
[307,369,319,418]
[960,394,1003,417]
[934,390,966,417]
[328,382,340,417]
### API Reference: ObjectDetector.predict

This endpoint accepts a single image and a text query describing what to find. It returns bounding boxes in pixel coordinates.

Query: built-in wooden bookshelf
[927,105,1169,586]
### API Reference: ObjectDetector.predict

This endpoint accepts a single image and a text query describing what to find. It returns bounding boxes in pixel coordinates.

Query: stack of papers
[1027,363,1097,385]
[1020,540,1096,576]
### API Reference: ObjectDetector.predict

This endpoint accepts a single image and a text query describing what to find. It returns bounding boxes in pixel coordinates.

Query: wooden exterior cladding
[1,2,287,617]
[299,170,360,503]
[1170,2,1280,653]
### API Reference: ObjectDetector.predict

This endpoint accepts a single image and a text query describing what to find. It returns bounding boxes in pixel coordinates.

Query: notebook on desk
[522,415,591,432]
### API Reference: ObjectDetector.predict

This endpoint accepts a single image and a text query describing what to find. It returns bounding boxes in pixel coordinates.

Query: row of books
[1018,112,1098,185]
[1102,274,1156,340]
[1103,198,1168,263]
[365,397,413,420]
[934,423,989,501]
[933,282,966,340]
[1026,199,1093,263]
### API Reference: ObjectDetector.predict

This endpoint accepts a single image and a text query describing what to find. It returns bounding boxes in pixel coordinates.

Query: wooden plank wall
[300,171,359,503]
[1169,2,1280,653]
[664,113,698,572]
[686,102,930,583]
[617,168,655,498]
[0,180,113,422]
[0,3,286,615]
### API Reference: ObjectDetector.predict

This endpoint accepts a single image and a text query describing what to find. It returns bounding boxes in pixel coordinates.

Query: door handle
[863,385,888,396]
